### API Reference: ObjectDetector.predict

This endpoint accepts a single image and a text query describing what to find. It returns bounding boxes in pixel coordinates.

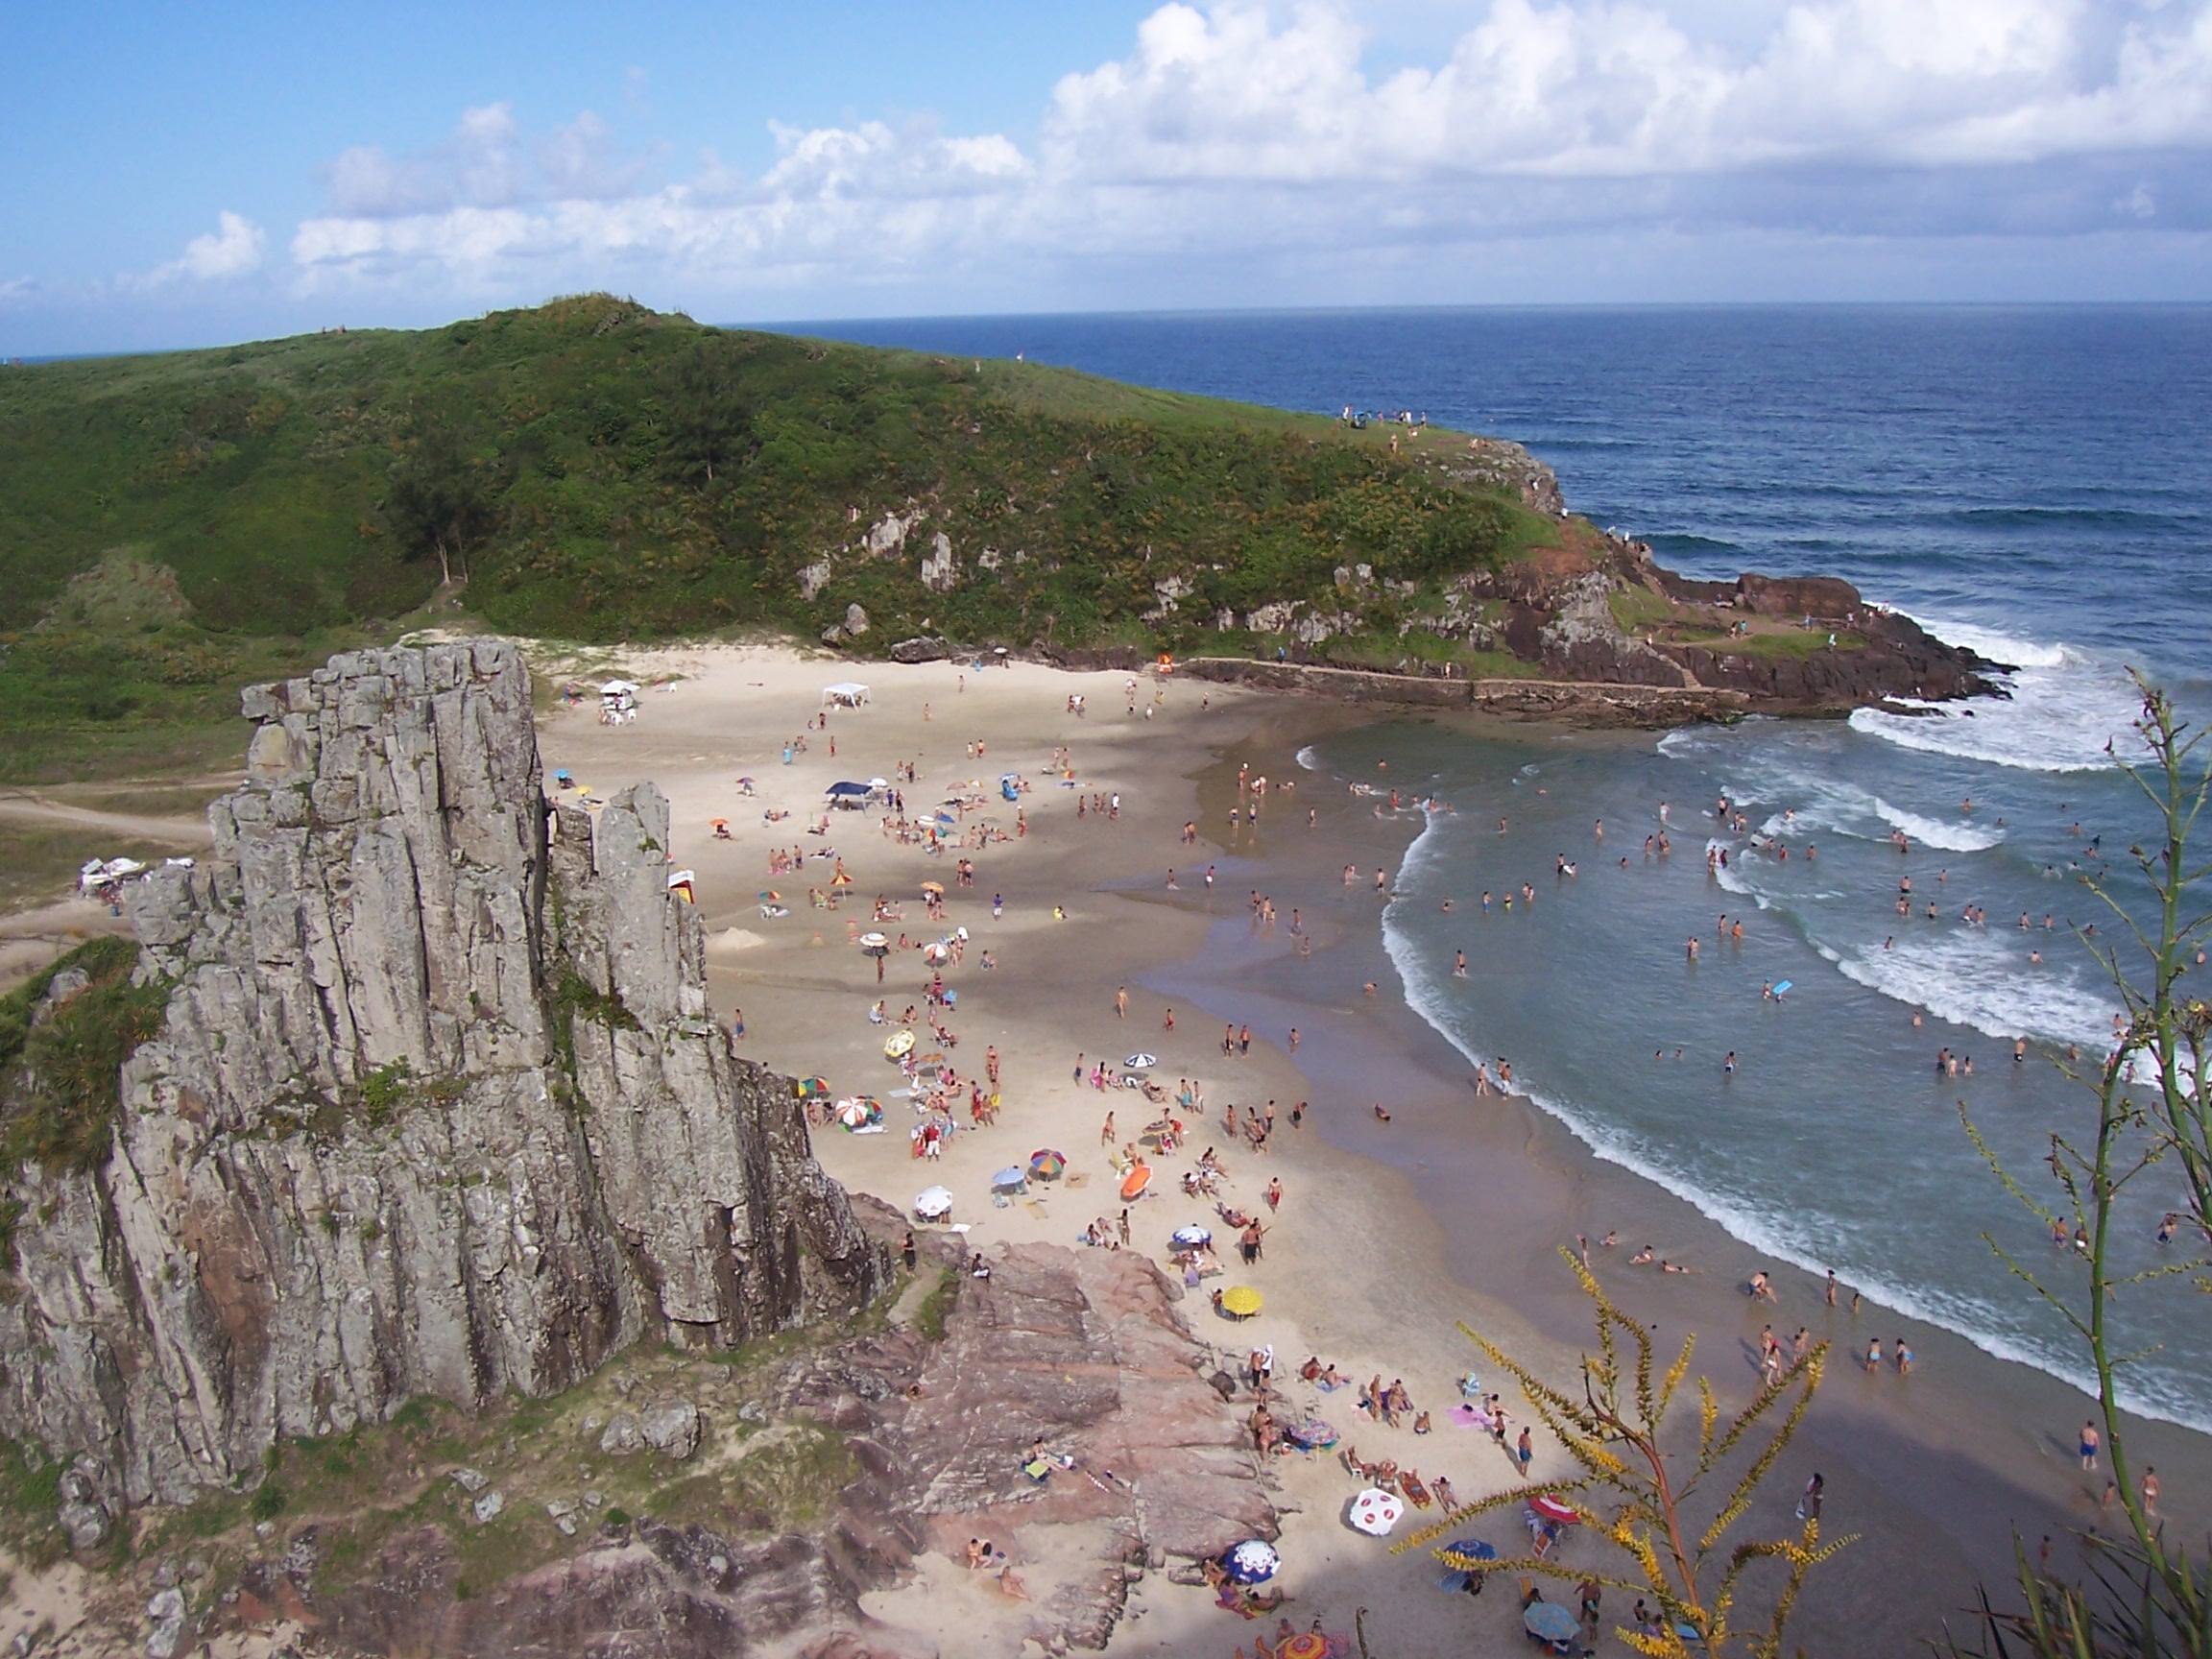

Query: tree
[384,420,497,588]
[659,343,753,489]
[1950,678,2212,1659]
[1393,1251,1850,1658]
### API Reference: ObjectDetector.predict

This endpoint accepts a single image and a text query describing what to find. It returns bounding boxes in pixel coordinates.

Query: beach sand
[537,641,2212,1656]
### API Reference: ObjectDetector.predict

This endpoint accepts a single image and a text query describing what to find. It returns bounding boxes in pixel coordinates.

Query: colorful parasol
[1170,1224,1213,1248]
[883,1030,916,1058]
[1530,1495,1582,1526]
[1027,1148,1067,1179]
[1222,1540,1279,1584]
[796,1076,831,1098]
[1277,1636,1329,1659]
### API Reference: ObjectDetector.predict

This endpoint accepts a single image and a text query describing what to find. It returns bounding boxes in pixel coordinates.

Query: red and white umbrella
[1530,1494,1582,1526]
[1348,1487,1406,1536]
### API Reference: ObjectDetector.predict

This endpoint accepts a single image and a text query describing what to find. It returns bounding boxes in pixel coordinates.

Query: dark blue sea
[798,307,2212,1426]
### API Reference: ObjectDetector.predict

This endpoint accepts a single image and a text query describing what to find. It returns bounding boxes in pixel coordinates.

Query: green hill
[0,294,1561,780]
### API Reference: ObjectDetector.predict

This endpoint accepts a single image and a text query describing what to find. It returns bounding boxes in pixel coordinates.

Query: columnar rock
[0,640,886,1507]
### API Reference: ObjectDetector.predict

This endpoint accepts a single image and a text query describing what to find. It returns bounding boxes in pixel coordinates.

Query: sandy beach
[531,640,2212,1657]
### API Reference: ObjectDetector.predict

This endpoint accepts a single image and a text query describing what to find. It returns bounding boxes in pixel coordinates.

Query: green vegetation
[0,295,1561,782]
[0,1435,69,1572]
[0,936,168,1193]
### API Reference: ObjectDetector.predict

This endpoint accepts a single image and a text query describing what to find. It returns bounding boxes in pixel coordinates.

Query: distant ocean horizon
[803,303,2212,1426]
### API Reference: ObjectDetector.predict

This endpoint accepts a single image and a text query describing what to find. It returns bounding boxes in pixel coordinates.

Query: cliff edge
[0,639,888,1517]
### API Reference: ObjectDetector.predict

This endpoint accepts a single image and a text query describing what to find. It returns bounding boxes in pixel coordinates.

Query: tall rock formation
[0,640,886,1508]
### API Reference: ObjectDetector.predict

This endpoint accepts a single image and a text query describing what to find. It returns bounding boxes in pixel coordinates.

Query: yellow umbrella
[883,1030,916,1058]
[920,880,946,896]
[1221,1286,1262,1317]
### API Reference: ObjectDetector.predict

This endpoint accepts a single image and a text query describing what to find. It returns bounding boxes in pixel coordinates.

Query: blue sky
[4,1,2209,353]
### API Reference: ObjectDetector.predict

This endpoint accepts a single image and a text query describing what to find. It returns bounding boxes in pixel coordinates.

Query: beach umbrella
[709,817,728,830]
[1119,1163,1153,1200]
[1221,1285,1262,1316]
[1348,1488,1406,1536]
[1523,1602,1579,1647]
[859,931,888,948]
[1289,1418,1337,1450]
[1169,1224,1213,1249]
[826,781,871,797]
[758,889,782,902]
[916,1051,947,1074]
[1222,1541,1279,1585]
[1438,1539,1498,1568]
[1530,1495,1582,1526]
[992,1166,1028,1191]
[836,1098,879,1128]
[868,778,889,788]
[920,880,946,895]
[1275,1636,1328,1659]
[913,1186,953,1219]
[796,1076,830,1098]
[1122,1052,1158,1070]
[1027,1148,1067,1180]
[883,1030,915,1058]
[736,776,756,785]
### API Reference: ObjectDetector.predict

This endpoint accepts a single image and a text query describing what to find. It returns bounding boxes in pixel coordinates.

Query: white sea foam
[1294,745,1321,772]
[1821,930,2118,1047]
[1850,617,2145,774]
[1872,798,2003,853]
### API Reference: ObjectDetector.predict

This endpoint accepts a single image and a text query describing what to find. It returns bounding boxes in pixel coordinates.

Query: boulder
[888,637,949,664]
[843,602,870,637]
[640,1400,702,1459]
[145,1588,188,1659]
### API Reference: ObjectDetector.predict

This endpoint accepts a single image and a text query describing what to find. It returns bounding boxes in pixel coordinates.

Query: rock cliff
[0,640,887,1515]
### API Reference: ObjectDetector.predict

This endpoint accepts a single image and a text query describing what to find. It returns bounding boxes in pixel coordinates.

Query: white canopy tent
[823,682,871,707]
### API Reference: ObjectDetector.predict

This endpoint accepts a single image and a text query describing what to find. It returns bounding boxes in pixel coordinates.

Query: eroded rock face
[0,640,888,1506]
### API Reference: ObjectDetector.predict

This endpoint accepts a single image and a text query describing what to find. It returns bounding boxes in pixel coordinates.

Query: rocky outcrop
[0,640,887,1510]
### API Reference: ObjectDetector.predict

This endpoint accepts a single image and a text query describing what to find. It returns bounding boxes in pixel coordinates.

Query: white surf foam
[1872,798,2004,853]
[1850,617,2145,774]
[1820,929,2119,1047]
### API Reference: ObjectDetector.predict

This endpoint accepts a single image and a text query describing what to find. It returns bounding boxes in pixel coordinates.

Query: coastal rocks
[843,602,870,637]
[919,532,958,592]
[57,1455,116,1554]
[0,640,890,1508]
[799,559,833,601]
[863,510,924,559]
[766,1236,1274,1652]
[144,1587,188,1659]
[887,637,949,664]
[599,1401,700,1459]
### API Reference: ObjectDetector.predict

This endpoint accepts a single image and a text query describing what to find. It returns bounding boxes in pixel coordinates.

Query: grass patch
[913,1267,959,1342]
[0,1436,68,1572]
[0,935,170,1188]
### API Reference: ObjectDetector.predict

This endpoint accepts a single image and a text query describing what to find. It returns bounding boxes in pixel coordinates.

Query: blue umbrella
[992,1166,1028,1190]
[826,781,872,797]
[1524,1600,1578,1647]
[1223,1540,1279,1584]
[1440,1539,1498,1563]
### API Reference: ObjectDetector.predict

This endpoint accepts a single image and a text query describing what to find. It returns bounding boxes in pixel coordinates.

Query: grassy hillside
[0,294,1560,780]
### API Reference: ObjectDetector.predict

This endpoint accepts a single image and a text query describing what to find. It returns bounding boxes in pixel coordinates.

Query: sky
[3,0,2209,354]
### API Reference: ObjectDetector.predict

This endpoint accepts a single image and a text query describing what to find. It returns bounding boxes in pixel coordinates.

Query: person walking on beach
[1865,1339,1882,1374]
[2080,1421,2101,1472]
[1101,1112,1116,1147]
[1265,1177,1283,1212]
[1116,985,1128,1019]
[2142,1466,2160,1516]
[1795,1473,1824,1523]
[1517,1426,1534,1476]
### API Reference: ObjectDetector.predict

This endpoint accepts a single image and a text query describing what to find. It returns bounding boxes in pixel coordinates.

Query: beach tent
[823,682,871,707]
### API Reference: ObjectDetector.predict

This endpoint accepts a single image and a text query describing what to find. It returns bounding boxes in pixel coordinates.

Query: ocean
[799,305,2212,1427]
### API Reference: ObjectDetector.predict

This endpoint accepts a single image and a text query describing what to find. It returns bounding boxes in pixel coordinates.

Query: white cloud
[141,211,267,286]
[283,0,2212,301]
